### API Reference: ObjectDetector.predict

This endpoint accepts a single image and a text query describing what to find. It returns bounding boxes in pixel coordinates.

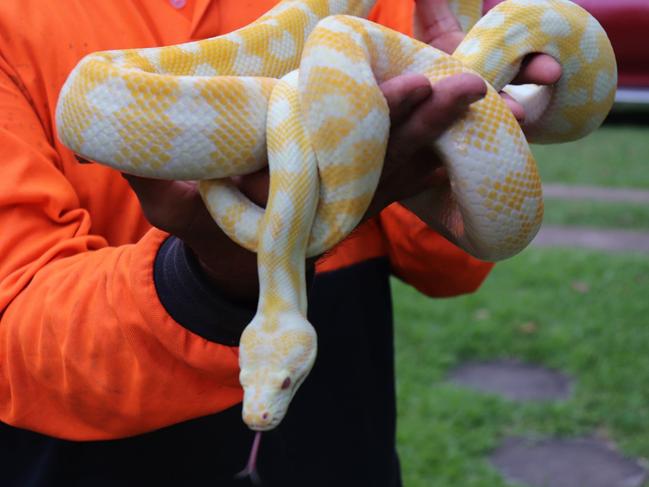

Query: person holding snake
[0,0,615,485]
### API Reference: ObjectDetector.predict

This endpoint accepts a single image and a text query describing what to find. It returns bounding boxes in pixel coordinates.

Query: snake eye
[281,377,291,390]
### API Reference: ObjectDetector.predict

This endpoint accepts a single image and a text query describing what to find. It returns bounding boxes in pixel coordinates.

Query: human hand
[364,0,563,217]
[413,0,563,120]
[123,174,266,306]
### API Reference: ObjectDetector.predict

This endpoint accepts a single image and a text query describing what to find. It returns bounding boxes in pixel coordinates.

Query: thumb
[122,174,205,236]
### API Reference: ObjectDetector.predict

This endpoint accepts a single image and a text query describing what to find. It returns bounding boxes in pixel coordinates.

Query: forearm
[0,228,246,440]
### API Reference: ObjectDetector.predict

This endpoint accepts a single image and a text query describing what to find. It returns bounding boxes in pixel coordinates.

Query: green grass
[390,121,649,484]
[542,199,649,230]
[532,125,649,189]
[530,123,649,231]
[393,248,649,486]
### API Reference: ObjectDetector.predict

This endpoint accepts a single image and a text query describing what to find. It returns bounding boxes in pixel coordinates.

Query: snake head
[238,315,317,431]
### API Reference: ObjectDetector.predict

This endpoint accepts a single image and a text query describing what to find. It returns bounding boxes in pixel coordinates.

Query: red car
[484,0,649,105]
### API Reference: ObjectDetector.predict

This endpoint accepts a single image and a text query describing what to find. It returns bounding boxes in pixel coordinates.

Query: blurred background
[395,1,649,485]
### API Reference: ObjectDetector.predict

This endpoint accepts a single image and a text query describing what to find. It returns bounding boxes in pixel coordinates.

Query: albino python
[56,0,616,436]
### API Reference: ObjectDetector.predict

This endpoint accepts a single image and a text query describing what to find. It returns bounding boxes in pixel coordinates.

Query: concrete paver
[533,225,649,252]
[543,184,649,204]
[491,437,648,487]
[448,360,572,402]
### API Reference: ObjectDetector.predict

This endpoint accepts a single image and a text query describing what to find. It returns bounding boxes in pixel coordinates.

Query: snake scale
[55,0,616,431]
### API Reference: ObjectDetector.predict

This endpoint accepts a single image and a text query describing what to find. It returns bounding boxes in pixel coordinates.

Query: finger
[231,167,270,208]
[500,91,525,122]
[512,54,562,85]
[428,166,449,187]
[388,73,486,160]
[380,74,432,125]
[122,174,197,207]
[122,174,203,235]
[414,0,464,52]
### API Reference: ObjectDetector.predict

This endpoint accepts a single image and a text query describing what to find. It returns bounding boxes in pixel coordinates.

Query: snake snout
[243,410,277,431]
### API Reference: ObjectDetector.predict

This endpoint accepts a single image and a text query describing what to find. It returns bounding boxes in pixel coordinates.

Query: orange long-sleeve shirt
[0,0,492,441]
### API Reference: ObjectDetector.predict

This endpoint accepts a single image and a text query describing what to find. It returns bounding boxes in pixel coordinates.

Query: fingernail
[464,90,486,105]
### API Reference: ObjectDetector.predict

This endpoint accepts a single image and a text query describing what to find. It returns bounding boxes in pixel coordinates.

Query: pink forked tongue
[235,431,263,485]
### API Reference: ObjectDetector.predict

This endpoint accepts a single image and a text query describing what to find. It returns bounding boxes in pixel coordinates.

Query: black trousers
[0,258,402,487]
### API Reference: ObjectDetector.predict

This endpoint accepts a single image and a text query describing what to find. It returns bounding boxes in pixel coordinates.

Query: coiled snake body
[56,0,616,431]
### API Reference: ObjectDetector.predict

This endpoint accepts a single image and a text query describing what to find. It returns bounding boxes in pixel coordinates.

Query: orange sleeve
[0,60,242,441]
[379,203,494,297]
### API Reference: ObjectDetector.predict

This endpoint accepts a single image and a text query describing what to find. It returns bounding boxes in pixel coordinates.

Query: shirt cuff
[153,236,256,346]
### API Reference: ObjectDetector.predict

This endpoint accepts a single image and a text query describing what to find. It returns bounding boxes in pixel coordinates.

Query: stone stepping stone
[448,360,572,402]
[490,437,648,487]
[543,184,649,204]
[533,226,649,253]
